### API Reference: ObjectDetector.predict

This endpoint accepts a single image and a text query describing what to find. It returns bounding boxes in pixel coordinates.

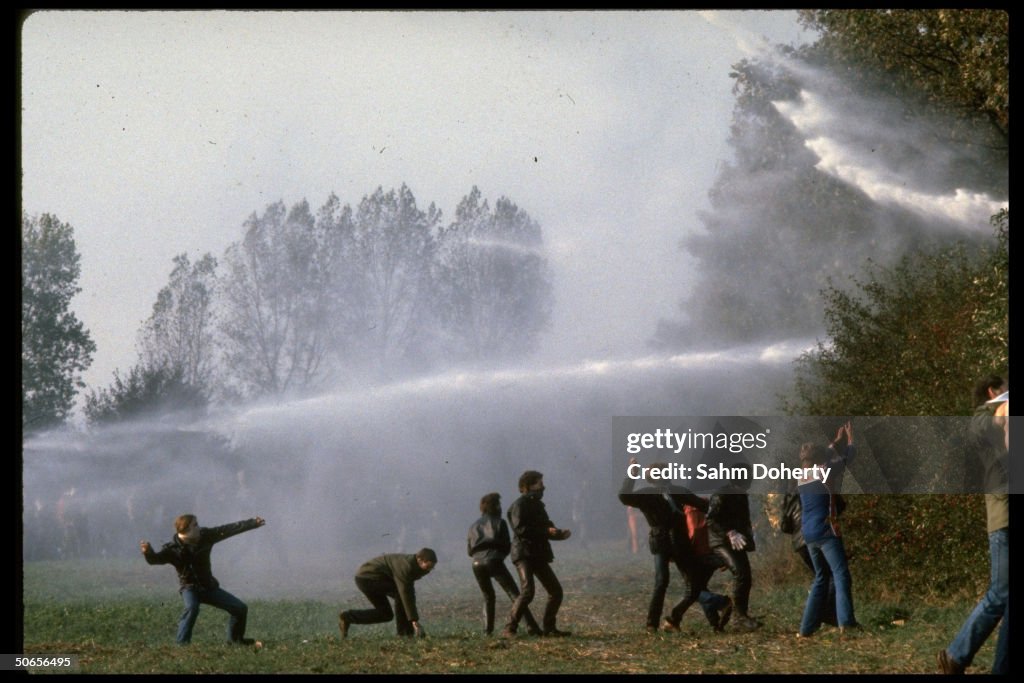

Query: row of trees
[22,185,553,430]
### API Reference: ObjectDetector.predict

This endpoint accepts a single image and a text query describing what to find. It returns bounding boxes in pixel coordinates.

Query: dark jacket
[468,513,511,562]
[143,518,261,592]
[618,476,708,557]
[508,492,559,564]
[355,553,431,622]
[706,491,755,551]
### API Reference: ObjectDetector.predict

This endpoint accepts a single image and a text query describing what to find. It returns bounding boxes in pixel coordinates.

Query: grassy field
[21,540,997,674]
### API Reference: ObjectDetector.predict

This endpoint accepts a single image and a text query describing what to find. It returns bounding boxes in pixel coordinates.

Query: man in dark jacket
[503,470,572,638]
[339,548,437,638]
[619,459,731,633]
[468,492,541,635]
[707,468,760,631]
[141,514,265,645]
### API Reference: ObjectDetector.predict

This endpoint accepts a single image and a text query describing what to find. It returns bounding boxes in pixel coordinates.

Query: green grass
[22,541,1000,674]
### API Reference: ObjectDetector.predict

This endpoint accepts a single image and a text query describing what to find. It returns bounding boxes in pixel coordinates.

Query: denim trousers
[948,528,1008,674]
[799,536,854,636]
[177,586,248,644]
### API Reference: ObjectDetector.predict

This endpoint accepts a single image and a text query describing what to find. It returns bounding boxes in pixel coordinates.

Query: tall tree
[433,187,553,362]
[22,212,95,432]
[218,199,338,397]
[339,185,439,372]
[137,252,218,391]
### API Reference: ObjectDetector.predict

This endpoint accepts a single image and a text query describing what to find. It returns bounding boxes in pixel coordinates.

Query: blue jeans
[799,536,854,636]
[948,528,1008,674]
[177,587,249,644]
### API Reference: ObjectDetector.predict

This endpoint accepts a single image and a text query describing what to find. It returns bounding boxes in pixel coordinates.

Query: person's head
[519,470,545,495]
[480,492,501,516]
[175,514,200,543]
[799,443,828,467]
[416,547,437,573]
[974,375,1006,407]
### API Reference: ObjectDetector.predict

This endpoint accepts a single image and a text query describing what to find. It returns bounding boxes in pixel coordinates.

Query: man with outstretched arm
[141,514,266,645]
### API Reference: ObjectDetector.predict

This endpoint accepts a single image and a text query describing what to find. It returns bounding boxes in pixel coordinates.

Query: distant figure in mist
[618,458,733,633]
[339,548,437,639]
[503,470,572,638]
[626,506,642,554]
[706,464,761,631]
[467,493,541,635]
[938,377,1008,675]
[571,478,592,550]
[796,421,859,637]
[140,514,265,645]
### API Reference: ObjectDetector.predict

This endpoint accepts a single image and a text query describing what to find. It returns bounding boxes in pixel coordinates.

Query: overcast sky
[21,10,812,393]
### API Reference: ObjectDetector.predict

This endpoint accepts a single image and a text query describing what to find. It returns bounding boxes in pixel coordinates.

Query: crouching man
[339,548,437,638]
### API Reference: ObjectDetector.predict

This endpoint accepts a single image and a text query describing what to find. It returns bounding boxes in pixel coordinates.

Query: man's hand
[727,530,748,550]
[412,621,426,638]
[140,540,151,555]
[254,517,266,527]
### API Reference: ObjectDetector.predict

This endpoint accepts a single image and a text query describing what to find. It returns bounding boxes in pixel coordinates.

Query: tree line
[22,185,552,431]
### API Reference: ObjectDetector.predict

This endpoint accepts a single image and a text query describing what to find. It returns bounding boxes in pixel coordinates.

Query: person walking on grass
[468,492,541,635]
[141,514,265,645]
[618,458,732,633]
[938,377,1008,674]
[503,470,572,638]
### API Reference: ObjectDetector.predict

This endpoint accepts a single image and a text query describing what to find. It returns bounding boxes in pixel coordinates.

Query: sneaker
[500,628,517,639]
[233,637,257,646]
[338,613,350,639]
[661,619,681,633]
[542,628,572,638]
[937,649,965,675]
[838,622,862,635]
[526,627,543,637]
[646,624,659,634]
[715,598,733,633]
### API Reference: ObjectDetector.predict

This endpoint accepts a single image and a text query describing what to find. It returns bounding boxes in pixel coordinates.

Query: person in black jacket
[503,471,572,638]
[619,459,731,633]
[707,469,760,631]
[141,514,265,645]
[468,492,541,635]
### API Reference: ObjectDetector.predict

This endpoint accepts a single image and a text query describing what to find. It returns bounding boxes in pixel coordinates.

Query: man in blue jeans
[141,514,265,645]
[938,378,1008,675]
[797,422,858,637]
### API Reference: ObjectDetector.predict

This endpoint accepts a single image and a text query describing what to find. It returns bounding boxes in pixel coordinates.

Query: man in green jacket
[339,548,437,638]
